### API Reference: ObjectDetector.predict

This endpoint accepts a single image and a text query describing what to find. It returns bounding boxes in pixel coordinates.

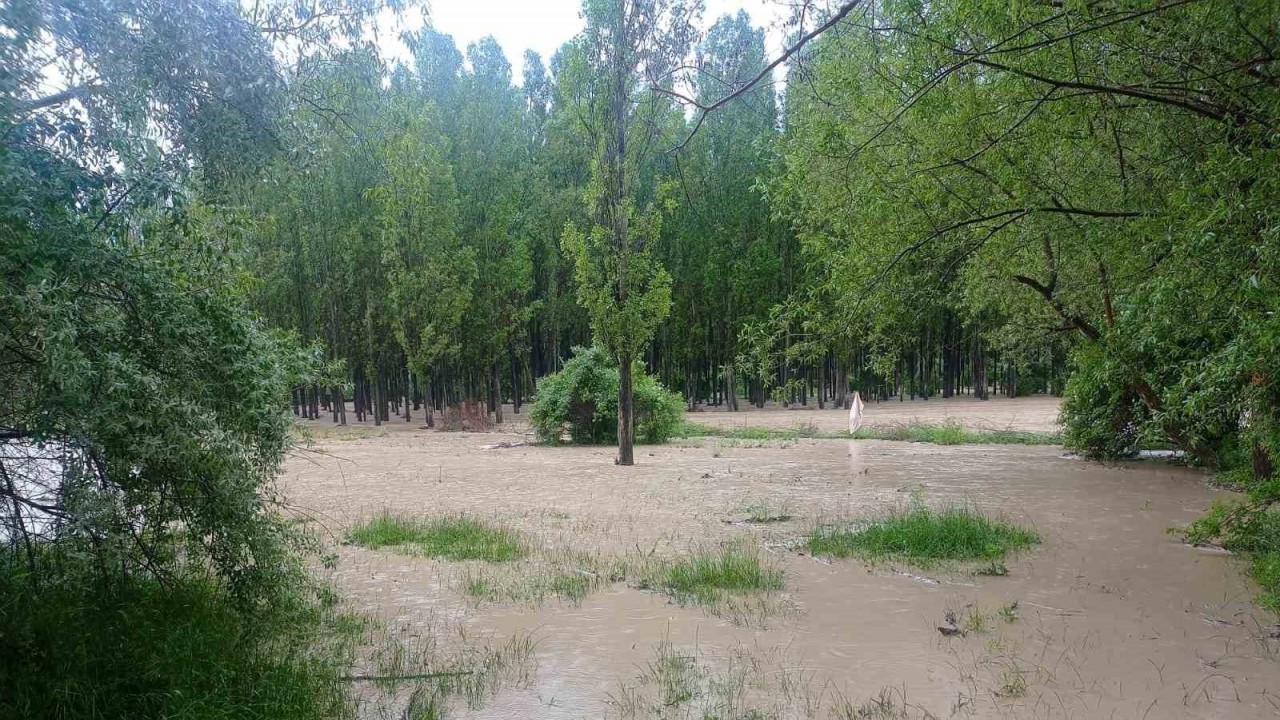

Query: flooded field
[284,397,1280,719]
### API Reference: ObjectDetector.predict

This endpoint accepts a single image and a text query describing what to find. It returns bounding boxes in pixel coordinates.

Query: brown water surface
[284,397,1278,719]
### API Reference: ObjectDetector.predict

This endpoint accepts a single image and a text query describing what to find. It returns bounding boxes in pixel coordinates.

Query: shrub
[529,346,684,445]
[1060,345,1146,460]
[0,552,354,720]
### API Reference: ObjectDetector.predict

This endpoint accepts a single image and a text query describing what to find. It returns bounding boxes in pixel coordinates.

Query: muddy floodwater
[284,396,1280,719]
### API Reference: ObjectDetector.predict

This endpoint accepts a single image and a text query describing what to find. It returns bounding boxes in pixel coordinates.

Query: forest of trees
[246,4,1053,437]
[220,0,1277,479]
[1,0,1277,716]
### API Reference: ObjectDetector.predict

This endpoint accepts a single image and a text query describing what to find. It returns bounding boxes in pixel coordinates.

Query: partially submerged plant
[348,513,526,562]
[808,504,1039,567]
[639,545,784,606]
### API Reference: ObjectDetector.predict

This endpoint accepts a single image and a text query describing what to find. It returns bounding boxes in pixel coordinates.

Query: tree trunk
[617,355,635,466]
[491,365,504,424]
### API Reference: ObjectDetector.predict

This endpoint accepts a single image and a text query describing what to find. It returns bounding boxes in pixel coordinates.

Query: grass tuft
[643,546,784,605]
[678,420,1060,445]
[852,422,1060,445]
[348,513,525,562]
[808,505,1039,566]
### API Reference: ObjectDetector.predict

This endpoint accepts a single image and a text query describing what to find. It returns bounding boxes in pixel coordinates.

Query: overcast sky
[376,0,794,85]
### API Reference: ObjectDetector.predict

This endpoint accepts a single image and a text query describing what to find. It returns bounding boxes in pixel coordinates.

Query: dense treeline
[235,5,1066,438]
[227,0,1277,592]
[225,0,1276,478]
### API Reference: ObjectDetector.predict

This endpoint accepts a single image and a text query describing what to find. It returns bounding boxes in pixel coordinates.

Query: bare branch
[662,0,863,152]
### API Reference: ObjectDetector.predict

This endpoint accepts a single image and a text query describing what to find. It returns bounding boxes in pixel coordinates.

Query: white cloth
[848,391,864,433]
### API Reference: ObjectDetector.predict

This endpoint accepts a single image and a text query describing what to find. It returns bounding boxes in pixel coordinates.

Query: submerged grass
[741,499,795,524]
[853,423,1059,445]
[457,546,627,606]
[677,420,1060,445]
[809,505,1039,566]
[641,546,784,606]
[348,513,525,562]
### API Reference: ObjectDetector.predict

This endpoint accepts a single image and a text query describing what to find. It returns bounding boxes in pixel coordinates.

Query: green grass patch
[808,505,1040,566]
[677,422,813,440]
[678,420,1059,445]
[1183,500,1280,613]
[644,547,784,605]
[349,513,526,562]
[852,422,1060,445]
[1252,551,1280,612]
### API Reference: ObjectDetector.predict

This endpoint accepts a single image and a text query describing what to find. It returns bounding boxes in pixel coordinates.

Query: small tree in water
[529,346,684,445]
[559,0,698,465]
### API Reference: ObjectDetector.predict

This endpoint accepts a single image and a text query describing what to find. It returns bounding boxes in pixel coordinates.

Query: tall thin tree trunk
[491,365,504,424]
[617,355,634,466]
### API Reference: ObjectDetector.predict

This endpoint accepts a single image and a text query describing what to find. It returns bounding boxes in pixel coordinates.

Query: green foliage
[852,423,1060,446]
[0,552,354,720]
[2,4,402,717]
[678,422,1059,445]
[1252,552,1280,613]
[529,346,684,445]
[562,215,674,365]
[348,514,526,562]
[809,506,1040,566]
[1059,344,1146,459]
[775,0,1280,469]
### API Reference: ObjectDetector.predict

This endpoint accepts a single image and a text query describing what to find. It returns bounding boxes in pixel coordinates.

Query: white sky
[377,0,794,85]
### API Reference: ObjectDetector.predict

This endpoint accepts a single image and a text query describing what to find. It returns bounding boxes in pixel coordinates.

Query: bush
[529,346,684,445]
[1060,344,1146,460]
[0,551,355,720]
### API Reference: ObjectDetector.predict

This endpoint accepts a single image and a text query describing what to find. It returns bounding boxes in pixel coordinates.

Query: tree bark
[617,356,635,466]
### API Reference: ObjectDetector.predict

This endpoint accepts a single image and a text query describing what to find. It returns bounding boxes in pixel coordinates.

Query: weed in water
[995,667,1028,698]
[680,420,1060,445]
[643,641,700,707]
[642,546,784,606]
[808,505,1040,566]
[547,571,594,602]
[348,513,525,562]
[456,545,624,606]
[742,499,795,524]
[608,640,830,719]
[852,422,1060,446]
[976,561,1009,576]
[963,606,991,634]
[998,601,1020,623]
[831,685,931,719]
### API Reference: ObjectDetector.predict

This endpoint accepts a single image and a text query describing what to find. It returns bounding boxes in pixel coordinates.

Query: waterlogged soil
[283,397,1280,719]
